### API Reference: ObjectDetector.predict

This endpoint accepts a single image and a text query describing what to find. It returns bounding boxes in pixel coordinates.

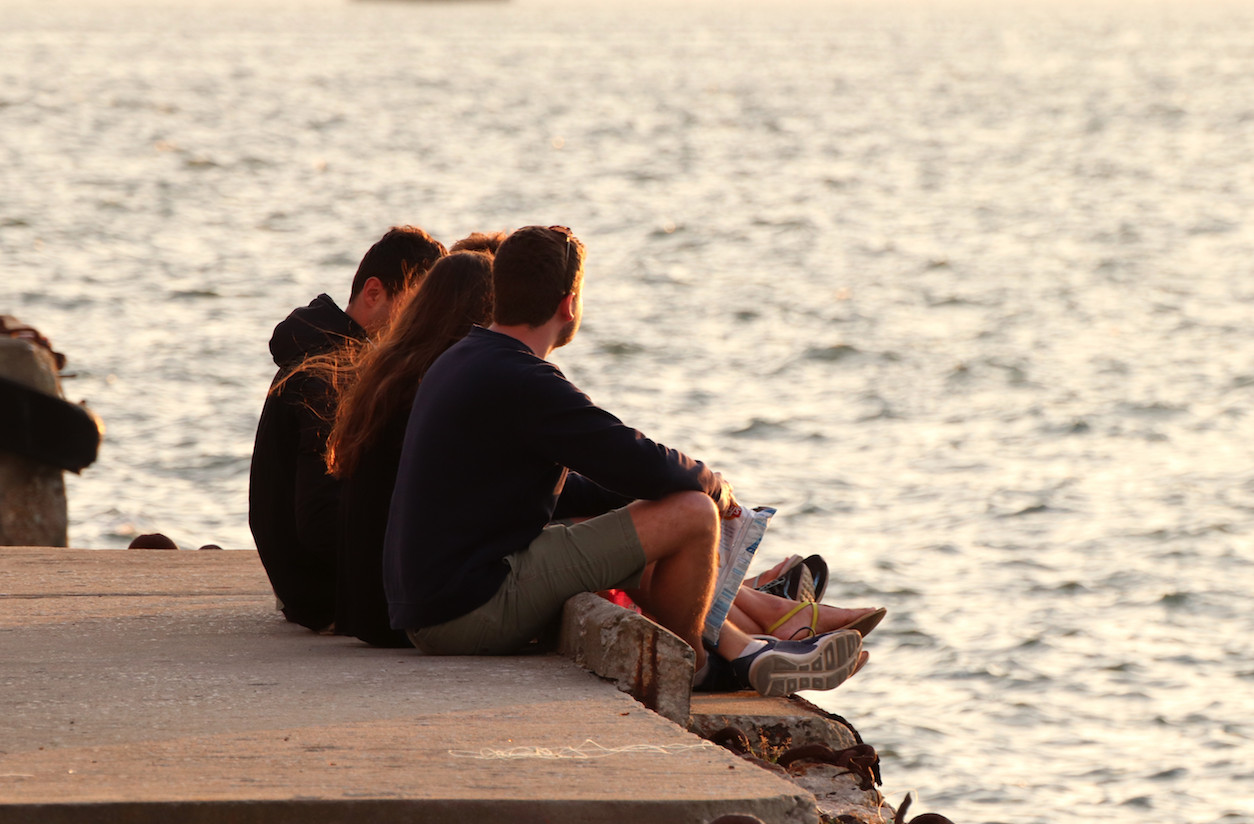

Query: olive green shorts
[407,507,646,655]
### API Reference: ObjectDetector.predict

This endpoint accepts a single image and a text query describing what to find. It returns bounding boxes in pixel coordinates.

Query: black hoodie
[248,294,365,631]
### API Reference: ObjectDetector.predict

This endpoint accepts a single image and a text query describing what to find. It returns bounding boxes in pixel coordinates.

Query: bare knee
[668,491,718,541]
[630,491,719,563]
[659,491,718,558]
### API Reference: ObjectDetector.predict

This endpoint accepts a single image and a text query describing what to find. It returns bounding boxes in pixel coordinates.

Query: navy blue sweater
[383,326,723,630]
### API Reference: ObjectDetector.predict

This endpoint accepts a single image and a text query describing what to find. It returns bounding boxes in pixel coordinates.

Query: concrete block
[785,762,890,824]
[559,592,694,726]
[691,693,889,823]
[0,339,67,547]
[689,693,860,754]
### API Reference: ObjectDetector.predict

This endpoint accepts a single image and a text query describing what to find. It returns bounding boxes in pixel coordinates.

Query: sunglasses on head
[547,225,573,273]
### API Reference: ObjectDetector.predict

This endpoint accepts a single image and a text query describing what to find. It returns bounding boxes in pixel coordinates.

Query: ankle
[725,637,768,662]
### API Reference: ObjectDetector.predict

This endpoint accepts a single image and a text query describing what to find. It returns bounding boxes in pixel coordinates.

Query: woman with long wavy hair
[327,251,494,646]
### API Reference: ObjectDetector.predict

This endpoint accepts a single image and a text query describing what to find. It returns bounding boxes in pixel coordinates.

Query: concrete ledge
[0,798,811,824]
[1,548,819,824]
[690,694,888,823]
[559,591,695,726]
[555,594,892,823]
[689,693,860,753]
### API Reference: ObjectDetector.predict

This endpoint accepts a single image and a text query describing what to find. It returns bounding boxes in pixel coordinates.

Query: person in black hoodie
[248,225,446,632]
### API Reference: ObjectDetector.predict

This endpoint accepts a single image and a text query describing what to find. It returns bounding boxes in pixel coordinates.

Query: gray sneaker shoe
[734,630,862,698]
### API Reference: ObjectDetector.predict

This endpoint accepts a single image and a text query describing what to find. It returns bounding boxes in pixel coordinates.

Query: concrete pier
[0,547,821,823]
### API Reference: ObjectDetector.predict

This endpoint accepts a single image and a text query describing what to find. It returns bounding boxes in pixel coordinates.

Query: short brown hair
[492,226,584,327]
[350,225,447,299]
[450,231,508,257]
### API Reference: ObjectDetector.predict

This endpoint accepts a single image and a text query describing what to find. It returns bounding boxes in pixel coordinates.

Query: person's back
[248,225,445,632]
[336,412,410,645]
[330,252,494,647]
[386,327,582,628]
[249,294,365,630]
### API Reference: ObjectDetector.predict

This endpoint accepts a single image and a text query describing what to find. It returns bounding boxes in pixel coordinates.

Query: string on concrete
[450,738,715,760]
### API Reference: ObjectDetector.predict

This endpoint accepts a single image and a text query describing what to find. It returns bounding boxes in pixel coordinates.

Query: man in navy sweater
[383,226,861,697]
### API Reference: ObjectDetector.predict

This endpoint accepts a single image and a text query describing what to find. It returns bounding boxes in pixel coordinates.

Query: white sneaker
[735,630,862,698]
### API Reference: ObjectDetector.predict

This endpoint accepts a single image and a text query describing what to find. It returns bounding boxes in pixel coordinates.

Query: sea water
[3,0,1253,820]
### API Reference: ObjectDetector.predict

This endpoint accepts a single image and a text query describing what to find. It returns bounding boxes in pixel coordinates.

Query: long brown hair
[326,251,494,479]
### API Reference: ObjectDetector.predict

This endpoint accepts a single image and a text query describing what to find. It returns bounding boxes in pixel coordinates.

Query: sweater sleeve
[553,471,635,520]
[520,361,725,507]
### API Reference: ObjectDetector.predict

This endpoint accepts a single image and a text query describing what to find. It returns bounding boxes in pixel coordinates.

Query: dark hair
[492,226,584,327]
[328,252,494,478]
[450,231,509,257]
[350,225,447,299]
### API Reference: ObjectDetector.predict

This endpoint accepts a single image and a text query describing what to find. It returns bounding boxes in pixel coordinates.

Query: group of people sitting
[248,224,886,697]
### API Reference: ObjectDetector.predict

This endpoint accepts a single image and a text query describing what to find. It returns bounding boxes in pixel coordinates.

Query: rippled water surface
[3,0,1253,821]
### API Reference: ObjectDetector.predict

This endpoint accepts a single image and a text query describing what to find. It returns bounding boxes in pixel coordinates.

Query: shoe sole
[841,607,887,638]
[747,630,862,698]
[756,564,814,602]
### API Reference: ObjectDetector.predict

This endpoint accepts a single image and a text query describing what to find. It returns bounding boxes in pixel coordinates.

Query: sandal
[752,554,828,603]
[840,607,887,638]
[764,601,820,640]
[753,560,812,602]
[762,605,888,641]
[744,554,802,590]
[801,555,828,603]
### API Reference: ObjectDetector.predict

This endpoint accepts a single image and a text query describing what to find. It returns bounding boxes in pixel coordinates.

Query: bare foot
[772,604,885,640]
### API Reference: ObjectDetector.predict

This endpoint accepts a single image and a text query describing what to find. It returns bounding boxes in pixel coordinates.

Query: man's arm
[523,363,730,512]
[552,471,633,520]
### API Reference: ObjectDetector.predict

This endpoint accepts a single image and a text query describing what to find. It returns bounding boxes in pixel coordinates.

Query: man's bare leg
[623,491,719,669]
[714,619,759,660]
[616,492,869,690]
[627,570,800,660]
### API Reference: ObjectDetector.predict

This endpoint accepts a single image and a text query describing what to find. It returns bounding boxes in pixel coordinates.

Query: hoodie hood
[268,293,367,369]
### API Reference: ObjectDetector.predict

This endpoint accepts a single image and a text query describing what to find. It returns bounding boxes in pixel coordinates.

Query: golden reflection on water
[3,1,1253,822]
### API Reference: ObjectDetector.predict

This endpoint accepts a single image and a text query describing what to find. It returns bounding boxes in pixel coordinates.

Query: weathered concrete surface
[0,547,819,823]
[559,591,695,726]
[689,694,860,754]
[690,694,889,824]
[0,340,67,547]
[783,762,887,824]
[559,595,893,824]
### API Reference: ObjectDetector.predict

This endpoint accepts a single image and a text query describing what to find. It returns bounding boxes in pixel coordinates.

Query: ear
[555,292,577,322]
[361,276,388,308]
